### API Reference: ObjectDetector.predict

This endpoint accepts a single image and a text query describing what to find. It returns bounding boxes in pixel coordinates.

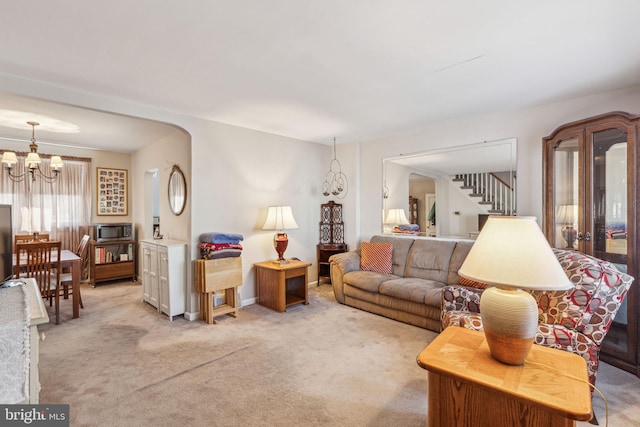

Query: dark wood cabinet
[409,196,419,224]
[317,243,348,285]
[318,201,346,284]
[543,111,639,377]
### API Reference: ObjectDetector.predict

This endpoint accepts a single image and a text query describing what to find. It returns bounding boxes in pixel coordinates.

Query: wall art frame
[96,167,128,216]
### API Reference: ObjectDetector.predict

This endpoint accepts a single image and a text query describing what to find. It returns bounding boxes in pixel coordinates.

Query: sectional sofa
[329,234,473,331]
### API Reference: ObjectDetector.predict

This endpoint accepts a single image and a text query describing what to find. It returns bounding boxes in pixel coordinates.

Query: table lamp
[384,208,410,234]
[556,204,578,248]
[262,206,299,264]
[458,216,572,365]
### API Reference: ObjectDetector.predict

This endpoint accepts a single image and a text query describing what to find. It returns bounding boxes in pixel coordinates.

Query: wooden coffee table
[254,259,311,312]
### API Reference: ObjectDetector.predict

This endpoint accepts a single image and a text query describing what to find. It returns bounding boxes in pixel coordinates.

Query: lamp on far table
[385,208,409,226]
[262,206,299,264]
[458,216,572,365]
[556,204,578,249]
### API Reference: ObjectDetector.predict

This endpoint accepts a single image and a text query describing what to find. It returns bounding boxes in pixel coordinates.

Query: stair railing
[454,172,516,216]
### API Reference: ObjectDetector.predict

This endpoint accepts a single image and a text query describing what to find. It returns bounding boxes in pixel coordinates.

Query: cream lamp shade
[458,216,571,365]
[262,206,299,231]
[50,156,64,170]
[1,151,17,166]
[384,208,409,225]
[262,206,298,263]
[556,204,578,226]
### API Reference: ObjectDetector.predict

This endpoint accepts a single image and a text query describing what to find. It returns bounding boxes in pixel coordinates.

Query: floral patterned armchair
[441,248,634,390]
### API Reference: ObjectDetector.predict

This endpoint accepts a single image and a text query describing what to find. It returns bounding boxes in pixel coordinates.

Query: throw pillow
[458,276,489,290]
[360,242,393,274]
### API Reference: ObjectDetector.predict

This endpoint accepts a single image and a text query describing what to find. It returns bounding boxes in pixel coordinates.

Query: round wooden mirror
[168,165,187,216]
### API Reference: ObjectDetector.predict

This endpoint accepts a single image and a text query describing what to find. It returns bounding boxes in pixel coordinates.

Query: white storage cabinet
[140,239,187,320]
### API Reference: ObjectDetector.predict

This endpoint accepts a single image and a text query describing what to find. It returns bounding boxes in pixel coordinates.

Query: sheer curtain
[0,154,92,251]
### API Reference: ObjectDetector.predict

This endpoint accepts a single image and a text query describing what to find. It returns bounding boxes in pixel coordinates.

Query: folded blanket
[200,232,244,244]
[397,223,420,231]
[199,243,243,251]
[200,248,242,260]
[393,226,420,235]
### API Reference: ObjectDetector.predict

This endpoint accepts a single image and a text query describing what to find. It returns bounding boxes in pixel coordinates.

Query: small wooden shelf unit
[316,243,347,284]
[90,239,136,285]
[195,257,242,324]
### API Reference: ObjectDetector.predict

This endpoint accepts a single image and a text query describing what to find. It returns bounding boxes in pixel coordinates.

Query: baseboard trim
[183,311,199,321]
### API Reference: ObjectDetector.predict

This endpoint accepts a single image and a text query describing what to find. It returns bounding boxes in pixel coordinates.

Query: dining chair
[15,240,62,324]
[60,234,90,308]
[14,233,50,253]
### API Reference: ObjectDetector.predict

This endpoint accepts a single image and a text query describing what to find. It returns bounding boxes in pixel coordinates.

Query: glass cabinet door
[588,125,632,357]
[551,136,581,250]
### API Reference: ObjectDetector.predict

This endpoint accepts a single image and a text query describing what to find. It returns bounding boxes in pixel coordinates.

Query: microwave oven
[94,223,133,242]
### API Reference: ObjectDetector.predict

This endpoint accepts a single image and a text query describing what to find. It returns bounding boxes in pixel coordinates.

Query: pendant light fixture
[321,137,348,199]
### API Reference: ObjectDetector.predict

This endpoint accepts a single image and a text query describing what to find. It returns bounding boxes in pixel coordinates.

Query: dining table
[13,249,83,319]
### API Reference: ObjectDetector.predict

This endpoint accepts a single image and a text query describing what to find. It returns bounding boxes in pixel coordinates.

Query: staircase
[452,172,515,216]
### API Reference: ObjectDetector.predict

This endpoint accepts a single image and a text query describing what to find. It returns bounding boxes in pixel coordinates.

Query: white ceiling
[1,1,640,152]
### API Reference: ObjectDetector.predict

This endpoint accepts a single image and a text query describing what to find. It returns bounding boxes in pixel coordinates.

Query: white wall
[131,128,191,243]
[353,85,640,242]
[191,119,329,309]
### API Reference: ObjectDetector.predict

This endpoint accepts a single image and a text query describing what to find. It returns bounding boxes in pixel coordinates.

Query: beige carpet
[38,281,640,426]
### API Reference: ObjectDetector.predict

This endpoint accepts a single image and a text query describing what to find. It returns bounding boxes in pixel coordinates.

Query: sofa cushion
[447,241,474,285]
[344,270,399,293]
[404,239,456,283]
[379,277,445,306]
[370,235,416,276]
[360,242,393,274]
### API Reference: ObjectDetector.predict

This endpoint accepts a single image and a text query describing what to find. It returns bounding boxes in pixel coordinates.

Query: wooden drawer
[94,261,134,281]
[195,258,242,293]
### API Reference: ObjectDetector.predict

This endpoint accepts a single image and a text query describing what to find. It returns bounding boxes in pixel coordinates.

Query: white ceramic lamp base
[480,287,539,365]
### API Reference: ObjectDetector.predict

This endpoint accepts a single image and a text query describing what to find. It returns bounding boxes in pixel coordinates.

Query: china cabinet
[542,111,639,377]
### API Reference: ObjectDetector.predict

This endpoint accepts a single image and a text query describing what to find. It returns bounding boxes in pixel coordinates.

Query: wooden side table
[417,327,592,427]
[316,243,347,285]
[255,260,311,312]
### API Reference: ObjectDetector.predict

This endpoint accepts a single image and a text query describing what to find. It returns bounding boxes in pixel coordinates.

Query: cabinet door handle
[576,231,591,241]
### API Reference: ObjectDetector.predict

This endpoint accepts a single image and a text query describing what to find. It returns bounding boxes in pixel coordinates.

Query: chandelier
[1,121,64,182]
[321,137,348,199]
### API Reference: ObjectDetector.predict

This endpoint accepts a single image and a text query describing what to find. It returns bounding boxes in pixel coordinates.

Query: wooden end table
[417,327,592,427]
[255,259,311,312]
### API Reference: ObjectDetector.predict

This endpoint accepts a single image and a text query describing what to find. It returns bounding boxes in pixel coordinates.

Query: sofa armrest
[535,323,599,388]
[330,251,361,304]
[440,286,483,331]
